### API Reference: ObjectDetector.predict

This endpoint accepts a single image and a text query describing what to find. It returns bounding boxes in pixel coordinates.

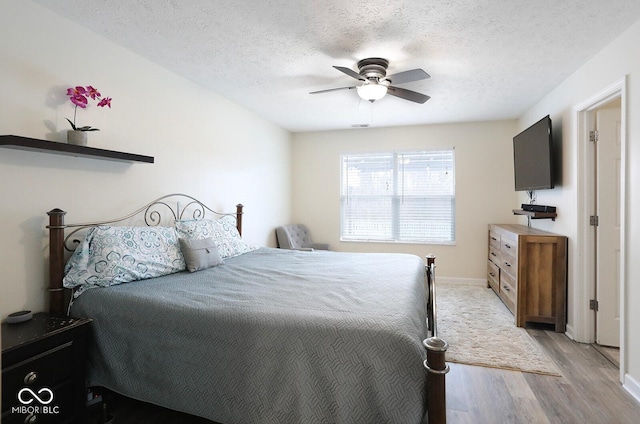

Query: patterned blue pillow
[63,225,186,296]
[175,216,256,259]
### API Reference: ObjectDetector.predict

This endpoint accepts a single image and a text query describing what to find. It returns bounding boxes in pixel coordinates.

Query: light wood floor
[446,328,640,423]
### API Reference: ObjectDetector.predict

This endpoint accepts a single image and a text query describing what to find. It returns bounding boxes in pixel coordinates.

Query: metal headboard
[46,193,244,315]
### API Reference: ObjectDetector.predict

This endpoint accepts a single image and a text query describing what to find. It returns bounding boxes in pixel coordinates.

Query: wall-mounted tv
[513,115,554,191]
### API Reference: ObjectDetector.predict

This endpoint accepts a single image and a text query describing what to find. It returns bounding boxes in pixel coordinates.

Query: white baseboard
[437,276,487,286]
[564,323,575,341]
[624,373,640,405]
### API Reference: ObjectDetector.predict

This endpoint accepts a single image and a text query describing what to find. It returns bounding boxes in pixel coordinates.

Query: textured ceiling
[33,0,640,132]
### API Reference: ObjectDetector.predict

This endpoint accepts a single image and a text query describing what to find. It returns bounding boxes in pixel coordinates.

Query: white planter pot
[67,130,88,146]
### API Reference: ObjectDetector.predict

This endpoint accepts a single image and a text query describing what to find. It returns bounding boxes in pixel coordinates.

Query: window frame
[340,149,456,245]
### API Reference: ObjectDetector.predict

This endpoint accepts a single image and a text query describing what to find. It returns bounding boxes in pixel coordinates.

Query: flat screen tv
[513,115,554,191]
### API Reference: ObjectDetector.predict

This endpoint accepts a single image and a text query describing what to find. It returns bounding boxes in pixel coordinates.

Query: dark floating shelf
[512,209,557,221]
[0,135,154,163]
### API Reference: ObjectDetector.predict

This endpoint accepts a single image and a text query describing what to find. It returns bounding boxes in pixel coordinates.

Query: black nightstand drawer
[2,313,92,424]
[2,342,74,412]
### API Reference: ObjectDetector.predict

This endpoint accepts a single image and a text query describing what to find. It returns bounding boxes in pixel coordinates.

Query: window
[340,149,455,243]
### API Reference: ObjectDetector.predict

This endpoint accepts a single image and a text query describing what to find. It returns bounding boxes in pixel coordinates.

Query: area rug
[436,283,561,376]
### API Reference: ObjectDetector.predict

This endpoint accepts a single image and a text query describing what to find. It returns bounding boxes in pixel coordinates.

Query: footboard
[423,254,449,424]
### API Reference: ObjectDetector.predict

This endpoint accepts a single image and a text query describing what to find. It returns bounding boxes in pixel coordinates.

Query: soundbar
[521,204,556,213]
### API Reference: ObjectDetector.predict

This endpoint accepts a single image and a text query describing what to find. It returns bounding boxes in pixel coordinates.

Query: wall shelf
[512,209,557,221]
[0,135,154,163]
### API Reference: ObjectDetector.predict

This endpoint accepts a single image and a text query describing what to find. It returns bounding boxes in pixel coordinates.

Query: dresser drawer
[498,287,516,314]
[499,271,517,313]
[500,237,518,257]
[500,253,517,278]
[489,231,501,250]
[488,246,501,264]
[500,270,517,295]
[487,260,500,292]
[2,342,74,411]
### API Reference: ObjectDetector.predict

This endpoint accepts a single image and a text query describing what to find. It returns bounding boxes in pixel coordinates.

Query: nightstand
[2,313,92,424]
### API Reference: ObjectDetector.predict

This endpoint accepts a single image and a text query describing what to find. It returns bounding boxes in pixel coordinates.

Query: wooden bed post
[47,208,67,315]
[423,254,449,424]
[424,337,448,424]
[236,204,244,235]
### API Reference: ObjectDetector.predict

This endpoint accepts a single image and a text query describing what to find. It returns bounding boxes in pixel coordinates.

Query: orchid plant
[66,85,112,131]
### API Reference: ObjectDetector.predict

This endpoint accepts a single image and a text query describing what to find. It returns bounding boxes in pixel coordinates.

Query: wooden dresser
[487,224,567,332]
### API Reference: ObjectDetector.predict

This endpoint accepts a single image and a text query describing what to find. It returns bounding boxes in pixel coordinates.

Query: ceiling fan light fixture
[356,83,387,102]
[313,58,429,104]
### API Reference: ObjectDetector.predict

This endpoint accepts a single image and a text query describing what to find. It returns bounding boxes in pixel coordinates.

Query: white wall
[0,1,291,320]
[291,120,519,280]
[517,17,640,398]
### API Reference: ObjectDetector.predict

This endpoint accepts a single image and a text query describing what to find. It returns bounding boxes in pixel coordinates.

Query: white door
[595,106,621,347]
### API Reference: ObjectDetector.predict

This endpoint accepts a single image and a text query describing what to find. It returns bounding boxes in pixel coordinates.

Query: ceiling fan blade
[386,69,430,84]
[333,66,364,81]
[309,86,357,94]
[387,86,431,104]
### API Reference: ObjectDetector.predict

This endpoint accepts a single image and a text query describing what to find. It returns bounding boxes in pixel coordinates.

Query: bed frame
[45,193,448,424]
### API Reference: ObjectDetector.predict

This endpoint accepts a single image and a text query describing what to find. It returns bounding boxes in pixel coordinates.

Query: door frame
[574,77,627,382]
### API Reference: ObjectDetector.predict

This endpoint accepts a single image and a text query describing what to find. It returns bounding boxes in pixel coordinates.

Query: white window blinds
[340,149,455,243]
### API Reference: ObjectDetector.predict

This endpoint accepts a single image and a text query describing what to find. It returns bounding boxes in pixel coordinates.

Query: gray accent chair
[275,224,330,251]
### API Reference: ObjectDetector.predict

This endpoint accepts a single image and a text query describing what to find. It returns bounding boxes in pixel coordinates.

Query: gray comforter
[71,247,429,424]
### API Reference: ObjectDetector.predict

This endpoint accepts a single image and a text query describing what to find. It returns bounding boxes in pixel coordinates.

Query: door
[595,105,621,348]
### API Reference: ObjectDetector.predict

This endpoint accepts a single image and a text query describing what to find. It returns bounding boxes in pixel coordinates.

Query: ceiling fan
[310,58,431,104]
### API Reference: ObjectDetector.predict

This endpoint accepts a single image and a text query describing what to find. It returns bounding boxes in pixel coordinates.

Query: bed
[46,194,448,424]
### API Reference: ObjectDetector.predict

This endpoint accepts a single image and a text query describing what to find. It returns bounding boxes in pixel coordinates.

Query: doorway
[575,78,626,383]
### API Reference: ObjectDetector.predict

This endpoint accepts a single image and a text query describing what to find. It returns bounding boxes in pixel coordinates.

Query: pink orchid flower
[66,85,112,131]
[70,94,88,108]
[66,86,87,96]
[97,97,112,108]
[85,86,101,100]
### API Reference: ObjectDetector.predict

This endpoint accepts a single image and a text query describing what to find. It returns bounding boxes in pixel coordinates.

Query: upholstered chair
[275,224,330,251]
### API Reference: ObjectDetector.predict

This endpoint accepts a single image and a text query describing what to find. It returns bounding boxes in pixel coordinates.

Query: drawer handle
[489,272,496,277]
[491,236,498,241]
[504,262,511,267]
[504,244,511,249]
[491,252,497,257]
[24,371,38,385]
[502,284,510,292]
